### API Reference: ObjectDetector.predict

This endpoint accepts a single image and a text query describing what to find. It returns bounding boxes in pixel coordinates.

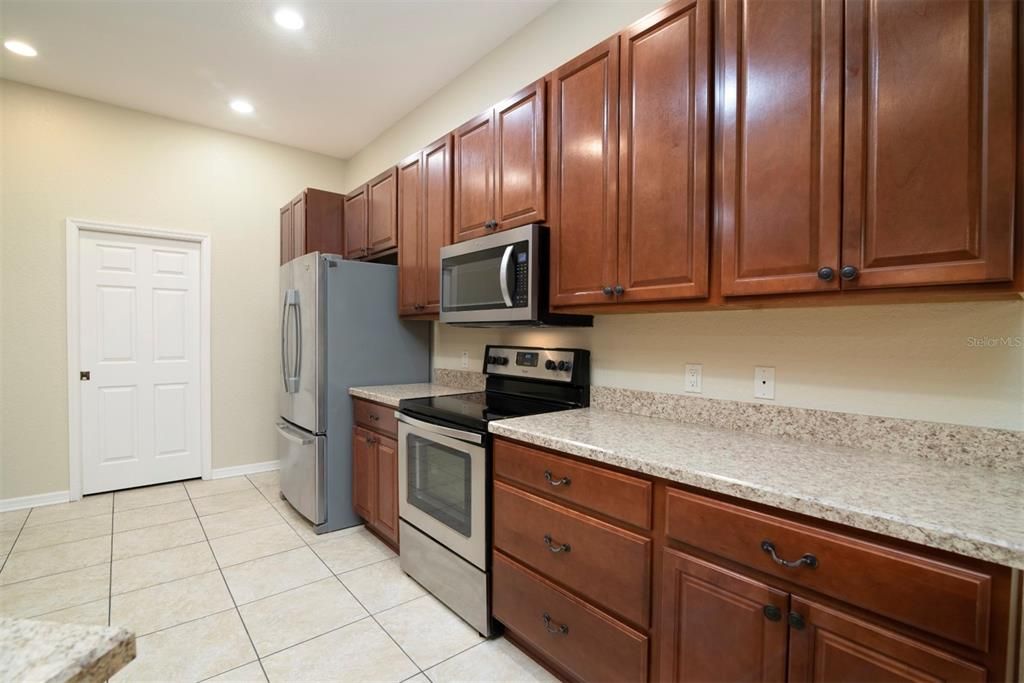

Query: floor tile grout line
[184,478,272,683]
[107,506,114,626]
[0,509,32,575]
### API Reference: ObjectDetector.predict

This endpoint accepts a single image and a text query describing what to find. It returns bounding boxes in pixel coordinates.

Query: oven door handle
[499,245,514,308]
[396,412,485,445]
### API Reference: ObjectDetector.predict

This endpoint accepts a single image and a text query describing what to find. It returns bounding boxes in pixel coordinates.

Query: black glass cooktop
[399,391,574,433]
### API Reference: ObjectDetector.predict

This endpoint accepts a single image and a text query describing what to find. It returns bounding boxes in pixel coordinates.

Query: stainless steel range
[396,345,590,636]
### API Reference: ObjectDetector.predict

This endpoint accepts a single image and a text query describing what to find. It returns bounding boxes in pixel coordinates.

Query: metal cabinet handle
[761,540,818,569]
[542,613,569,635]
[788,611,806,630]
[602,286,613,296]
[840,265,859,281]
[614,284,625,295]
[817,267,835,281]
[543,470,571,487]
[369,414,380,422]
[763,605,782,622]
[485,219,498,230]
[543,534,571,553]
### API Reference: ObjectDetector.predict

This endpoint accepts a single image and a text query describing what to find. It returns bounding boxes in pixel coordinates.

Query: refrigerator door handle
[283,289,300,393]
[280,294,290,392]
[276,421,315,445]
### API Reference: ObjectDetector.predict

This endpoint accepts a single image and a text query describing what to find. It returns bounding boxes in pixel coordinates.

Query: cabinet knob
[602,286,613,296]
[542,613,569,636]
[788,611,806,630]
[840,265,859,281]
[817,267,834,281]
[484,219,498,230]
[614,284,625,295]
[762,605,782,622]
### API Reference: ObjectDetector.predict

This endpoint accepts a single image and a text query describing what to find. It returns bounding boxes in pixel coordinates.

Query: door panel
[842,0,1015,288]
[788,597,987,682]
[398,152,423,316]
[718,0,842,296]
[280,204,293,264]
[291,193,306,259]
[658,548,788,682]
[368,167,398,254]
[495,79,546,230]
[80,231,201,493]
[344,186,368,258]
[549,38,620,307]
[422,135,452,313]
[618,0,711,302]
[375,435,399,546]
[352,427,375,522]
[453,111,496,243]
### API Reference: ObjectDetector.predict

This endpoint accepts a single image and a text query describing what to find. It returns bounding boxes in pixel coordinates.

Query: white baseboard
[210,460,279,480]
[0,490,72,513]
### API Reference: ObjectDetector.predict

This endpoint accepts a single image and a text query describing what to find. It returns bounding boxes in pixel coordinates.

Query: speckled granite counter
[489,408,1024,570]
[349,383,468,408]
[0,617,135,683]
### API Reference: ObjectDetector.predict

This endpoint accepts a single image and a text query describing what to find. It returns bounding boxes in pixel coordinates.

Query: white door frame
[66,218,212,500]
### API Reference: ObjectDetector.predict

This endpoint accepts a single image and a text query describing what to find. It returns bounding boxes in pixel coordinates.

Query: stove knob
[557,361,572,372]
[496,356,509,365]
[486,356,496,365]
[544,360,557,370]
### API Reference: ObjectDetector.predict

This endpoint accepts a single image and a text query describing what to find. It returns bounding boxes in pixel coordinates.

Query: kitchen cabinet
[351,399,400,549]
[717,0,842,296]
[841,0,1015,290]
[344,186,368,259]
[547,0,710,307]
[279,188,344,264]
[453,79,545,243]
[398,135,451,316]
[367,167,398,255]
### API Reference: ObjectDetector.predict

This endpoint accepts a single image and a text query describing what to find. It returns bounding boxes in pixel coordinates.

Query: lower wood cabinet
[351,399,399,549]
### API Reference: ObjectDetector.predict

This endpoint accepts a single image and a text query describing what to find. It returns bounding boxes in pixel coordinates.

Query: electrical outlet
[684,364,703,393]
[754,366,775,400]
[460,351,469,369]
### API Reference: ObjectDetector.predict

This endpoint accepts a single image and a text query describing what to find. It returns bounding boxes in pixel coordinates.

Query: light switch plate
[754,366,775,400]
[684,364,703,393]
[460,351,469,370]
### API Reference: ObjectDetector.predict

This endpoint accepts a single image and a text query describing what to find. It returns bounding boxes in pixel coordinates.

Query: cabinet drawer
[494,439,652,529]
[665,488,993,650]
[494,481,651,626]
[493,551,648,683]
[353,399,397,437]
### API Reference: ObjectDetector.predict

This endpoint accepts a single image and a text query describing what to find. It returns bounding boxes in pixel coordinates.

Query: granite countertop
[349,383,469,408]
[0,617,135,683]
[489,408,1024,569]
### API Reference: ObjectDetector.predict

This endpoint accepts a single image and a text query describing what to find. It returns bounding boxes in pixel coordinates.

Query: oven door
[397,414,487,570]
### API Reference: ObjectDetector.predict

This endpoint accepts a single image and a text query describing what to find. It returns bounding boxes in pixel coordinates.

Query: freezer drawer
[277,421,326,525]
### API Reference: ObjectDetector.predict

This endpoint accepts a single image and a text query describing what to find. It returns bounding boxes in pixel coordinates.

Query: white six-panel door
[79,230,202,493]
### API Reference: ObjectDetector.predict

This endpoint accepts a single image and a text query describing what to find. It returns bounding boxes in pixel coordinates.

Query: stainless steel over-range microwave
[439,224,592,327]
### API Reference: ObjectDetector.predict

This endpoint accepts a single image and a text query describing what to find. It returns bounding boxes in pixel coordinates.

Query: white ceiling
[0,0,556,158]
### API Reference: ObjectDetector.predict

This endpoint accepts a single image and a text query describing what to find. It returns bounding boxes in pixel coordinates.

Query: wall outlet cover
[754,366,775,400]
[684,364,703,393]
[460,351,469,369]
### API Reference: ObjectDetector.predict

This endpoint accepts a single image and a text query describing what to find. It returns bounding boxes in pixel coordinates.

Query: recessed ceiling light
[4,40,38,57]
[230,99,255,114]
[274,8,304,30]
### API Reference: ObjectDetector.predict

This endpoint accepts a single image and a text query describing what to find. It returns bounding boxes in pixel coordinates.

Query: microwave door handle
[499,245,514,308]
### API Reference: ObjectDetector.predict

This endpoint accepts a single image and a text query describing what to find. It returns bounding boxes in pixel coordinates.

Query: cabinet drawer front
[665,489,993,650]
[493,551,649,683]
[353,399,397,437]
[494,439,652,529]
[494,481,651,626]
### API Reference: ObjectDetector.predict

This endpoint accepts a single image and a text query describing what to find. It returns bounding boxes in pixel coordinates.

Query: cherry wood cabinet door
[280,204,293,264]
[657,549,788,683]
[352,427,375,522]
[787,597,987,682]
[367,167,398,255]
[421,135,452,314]
[303,188,344,256]
[494,79,546,231]
[397,152,423,316]
[548,38,621,308]
[291,193,306,261]
[718,0,842,296]
[344,186,368,259]
[842,0,1015,289]
[617,0,711,303]
[374,435,399,546]
[453,110,496,243]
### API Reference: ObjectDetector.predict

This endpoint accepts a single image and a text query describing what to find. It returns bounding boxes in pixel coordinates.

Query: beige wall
[434,302,1024,431]
[343,0,663,190]
[0,80,348,499]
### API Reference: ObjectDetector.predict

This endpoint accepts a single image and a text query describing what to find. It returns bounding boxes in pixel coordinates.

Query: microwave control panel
[512,248,529,307]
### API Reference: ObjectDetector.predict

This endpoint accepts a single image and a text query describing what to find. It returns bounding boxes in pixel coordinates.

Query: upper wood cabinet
[344,186,368,259]
[279,188,344,264]
[841,0,1015,290]
[453,79,546,243]
[367,166,399,255]
[549,37,621,308]
[398,136,453,317]
[717,0,842,296]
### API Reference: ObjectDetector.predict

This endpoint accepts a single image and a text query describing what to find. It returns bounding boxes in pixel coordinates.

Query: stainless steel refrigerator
[277,252,430,533]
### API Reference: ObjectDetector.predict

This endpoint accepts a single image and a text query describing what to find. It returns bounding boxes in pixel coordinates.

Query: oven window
[406,433,472,537]
[441,244,512,312]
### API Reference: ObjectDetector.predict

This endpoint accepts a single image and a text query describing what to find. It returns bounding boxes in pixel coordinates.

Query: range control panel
[483,345,589,384]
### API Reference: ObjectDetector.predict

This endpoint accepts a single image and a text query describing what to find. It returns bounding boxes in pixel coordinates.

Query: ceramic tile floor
[0,472,555,682]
